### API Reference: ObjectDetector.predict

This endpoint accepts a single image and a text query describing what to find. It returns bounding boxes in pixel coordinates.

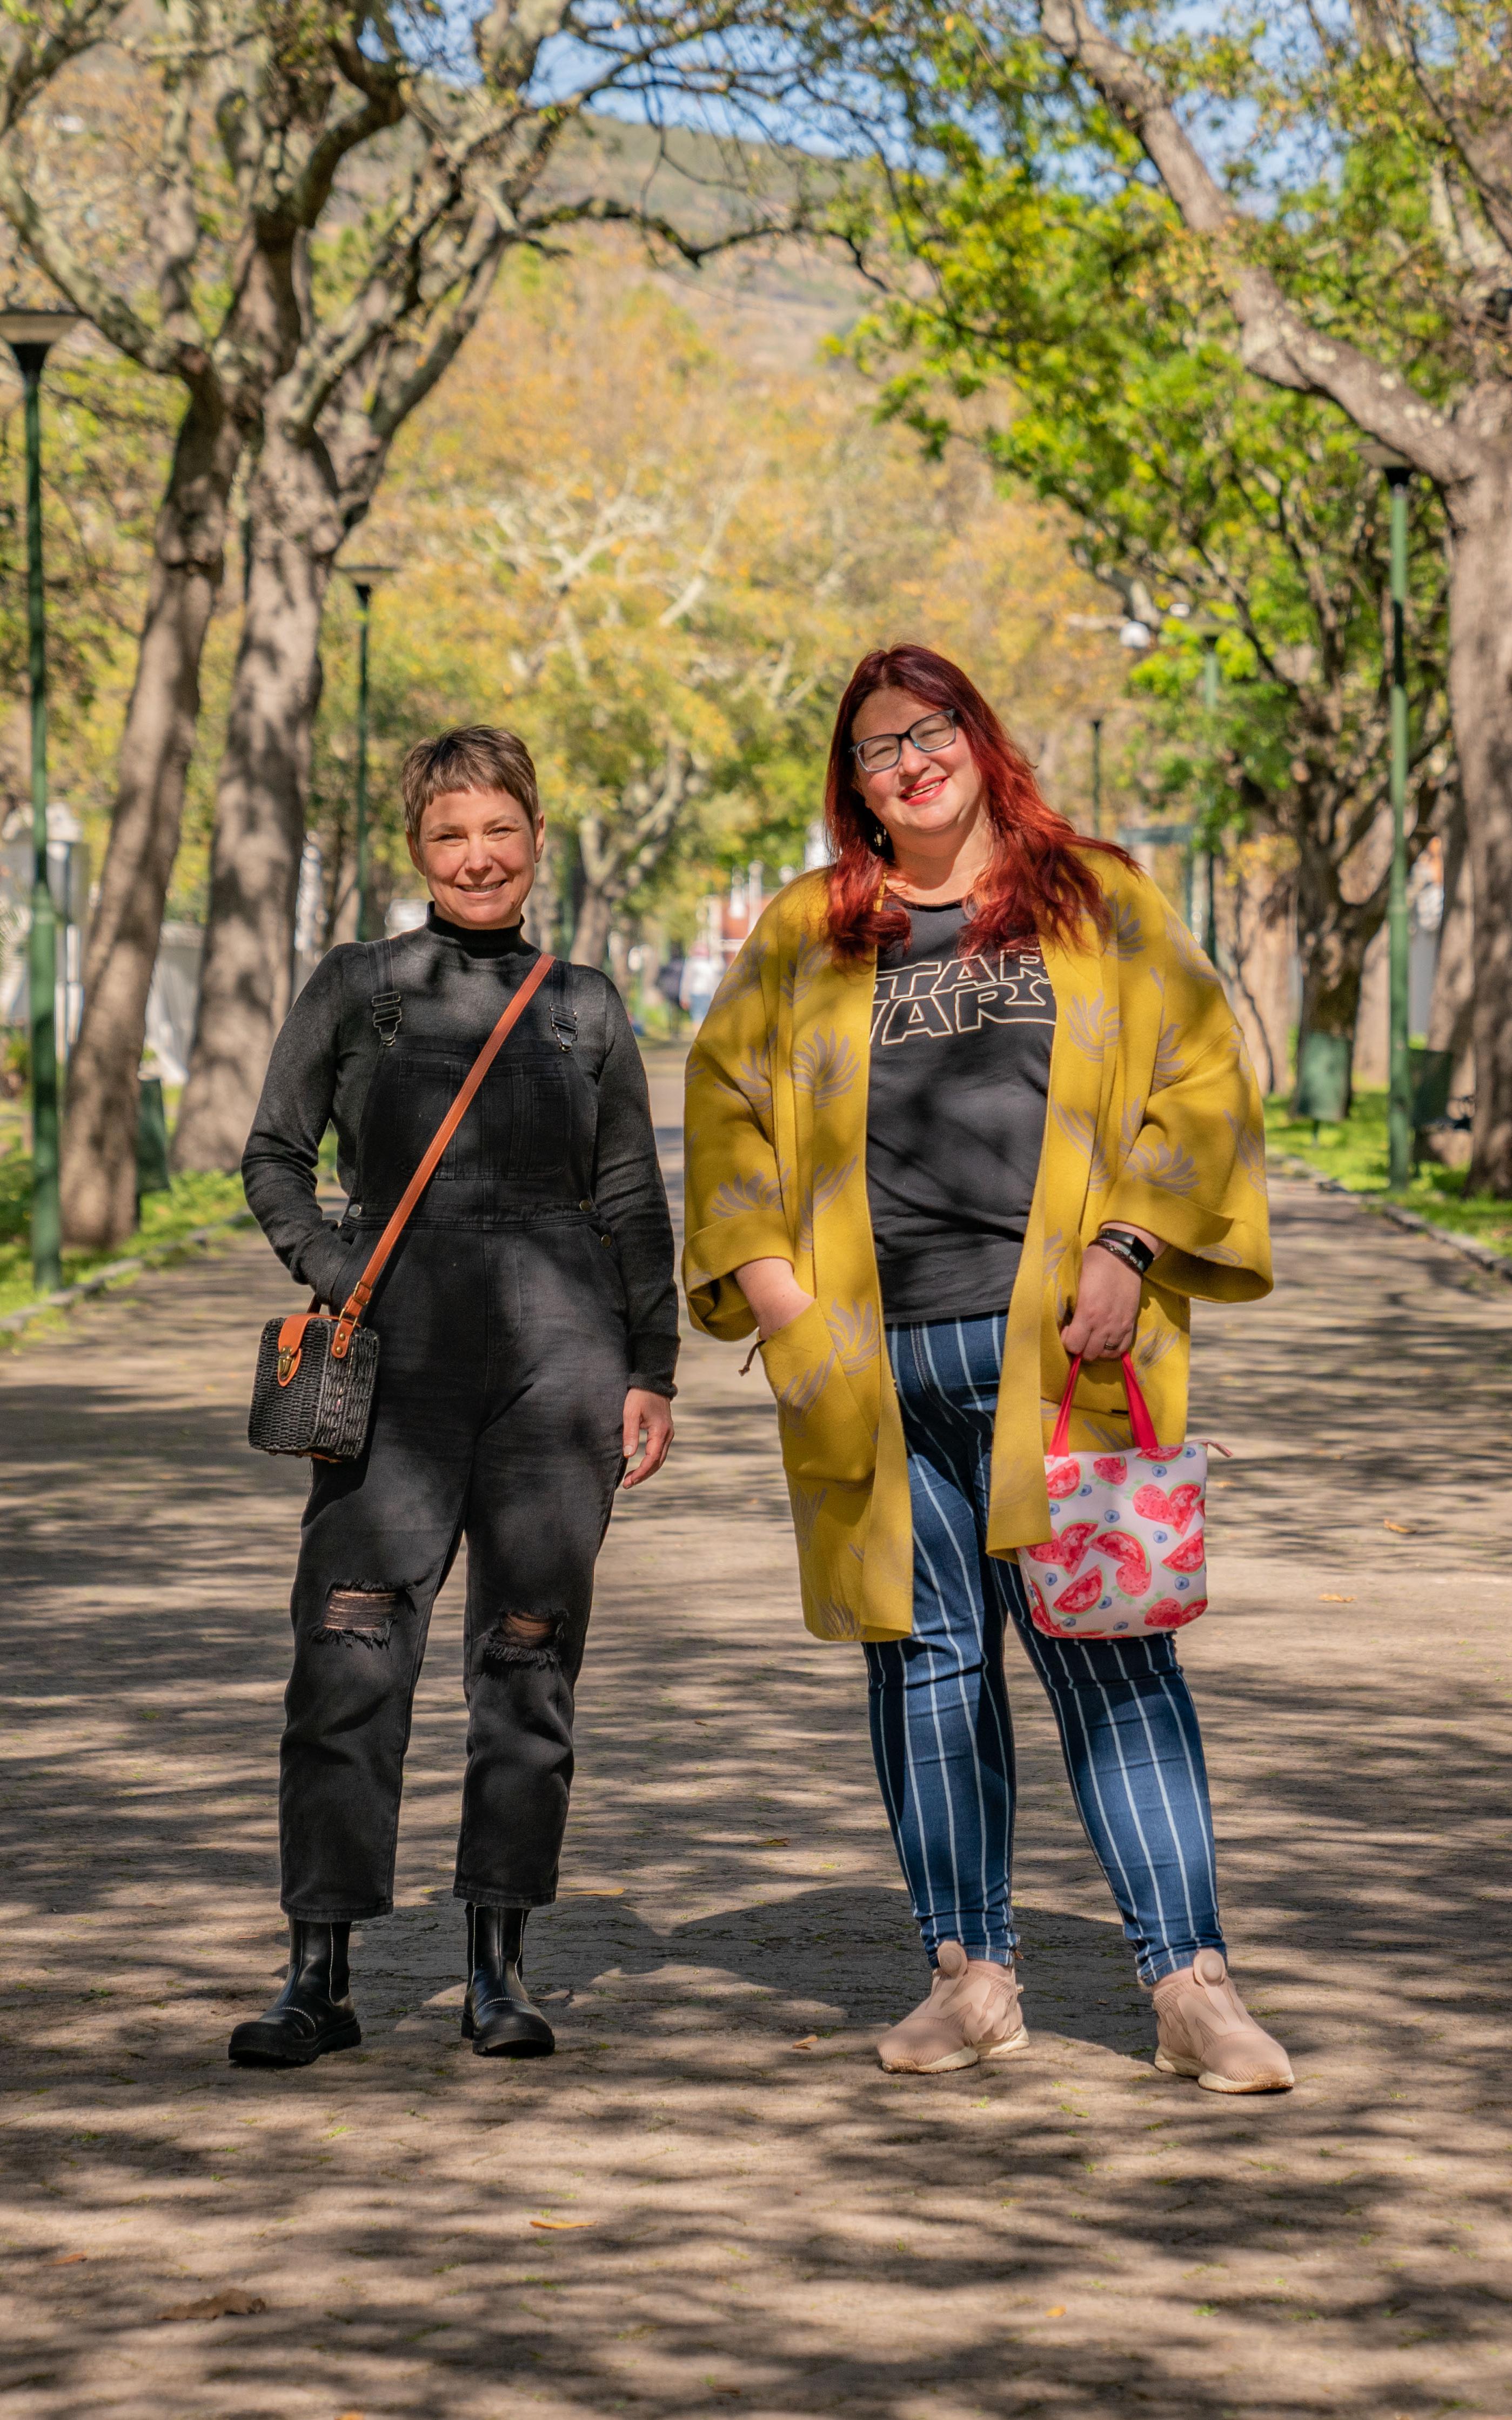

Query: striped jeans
[864,1312,1225,1985]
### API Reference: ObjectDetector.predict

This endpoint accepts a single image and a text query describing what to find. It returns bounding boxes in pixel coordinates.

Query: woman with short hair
[684,645,1292,2090]
[233,725,677,2068]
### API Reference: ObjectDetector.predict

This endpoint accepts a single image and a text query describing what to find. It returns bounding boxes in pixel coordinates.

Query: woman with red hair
[684,644,1292,2090]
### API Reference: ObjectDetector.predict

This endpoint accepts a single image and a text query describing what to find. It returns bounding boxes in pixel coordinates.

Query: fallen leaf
[761,1837,790,1847]
[530,2217,594,2231]
[335,2412,364,2419]
[791,2035,820,2050]
[155,2291,267,2322]
[1317,1593,1355,1603]
[1383,1521,1420,1535]
[560,1886,623,1897]
[49,2254,88,2268]
[1045,2304,1066,2317]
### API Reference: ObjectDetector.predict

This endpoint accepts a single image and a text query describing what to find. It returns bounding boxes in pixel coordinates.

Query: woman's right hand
[734,1256,815,1341]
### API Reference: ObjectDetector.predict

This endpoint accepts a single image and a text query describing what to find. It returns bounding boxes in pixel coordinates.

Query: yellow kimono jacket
[683,859,1271,1643]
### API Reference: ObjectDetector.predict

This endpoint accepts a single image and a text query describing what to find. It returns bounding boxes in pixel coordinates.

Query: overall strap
[371,935,402,1049]
[332,951,556,1358]
[548,956,578,1052]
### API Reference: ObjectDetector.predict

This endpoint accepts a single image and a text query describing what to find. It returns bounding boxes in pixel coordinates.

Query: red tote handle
[1049,1352,1162,1459]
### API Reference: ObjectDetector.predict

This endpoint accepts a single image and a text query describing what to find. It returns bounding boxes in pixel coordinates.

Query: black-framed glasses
[851,708,958,775]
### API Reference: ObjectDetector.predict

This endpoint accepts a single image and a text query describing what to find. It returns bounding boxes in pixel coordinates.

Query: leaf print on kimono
[771,1344,838,1418]
[806,1594,863,1642]
[830,1297,880,1376]
[1133,1321,1179,1374]
[796,1155,857,1256]
[788,1482,828,1551]
[781,932,834,1015]
[1051,1104,1094,1164]
[1160,904,1226,992]
[711,1169,784,1223]
[1151,1015,1189,1092]
[1062,995,1117,1062]
[1042,1225,1070,1293]
[730,1042,774,1125]
[1122,1134,1201,1196]
[1222,1106,1267,1191]
[708,937,768,1017]
[792,1028,860,1109]
[1108,1100,1147,1179]
[1108,890,1147,961]
[1052,1103,1110,1194]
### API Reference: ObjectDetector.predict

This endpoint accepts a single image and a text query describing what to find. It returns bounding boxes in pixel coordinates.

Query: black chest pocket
[497,1062,572,1181]
[378,1050,487,1183]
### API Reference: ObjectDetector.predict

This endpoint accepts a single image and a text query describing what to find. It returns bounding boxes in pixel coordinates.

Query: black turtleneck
[425,907,531,955]
[240,908,679,1395]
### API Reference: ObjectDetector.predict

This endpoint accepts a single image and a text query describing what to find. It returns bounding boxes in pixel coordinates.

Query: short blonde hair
[401,726,540,844]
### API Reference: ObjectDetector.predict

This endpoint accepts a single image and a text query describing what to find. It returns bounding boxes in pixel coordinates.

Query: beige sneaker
[877,1941,1029,2074]
[1153,1949,1294,2093]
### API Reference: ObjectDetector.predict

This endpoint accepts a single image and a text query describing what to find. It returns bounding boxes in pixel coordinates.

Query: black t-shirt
[866,899,1055,1325]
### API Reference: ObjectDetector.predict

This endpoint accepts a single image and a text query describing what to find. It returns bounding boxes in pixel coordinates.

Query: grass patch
[0,1154,248,1320]
[1265,1089,1512,1262]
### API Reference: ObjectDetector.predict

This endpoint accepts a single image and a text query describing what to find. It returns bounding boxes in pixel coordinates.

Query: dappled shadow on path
[3,1197,1511,2415]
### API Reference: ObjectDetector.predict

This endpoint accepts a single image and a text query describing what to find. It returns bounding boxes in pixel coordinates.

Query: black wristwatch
[1089,1226,1156,1277]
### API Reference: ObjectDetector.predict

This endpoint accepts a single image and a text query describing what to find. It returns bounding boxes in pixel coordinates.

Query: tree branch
[0,145,205,378]
[1035,0,1477,486]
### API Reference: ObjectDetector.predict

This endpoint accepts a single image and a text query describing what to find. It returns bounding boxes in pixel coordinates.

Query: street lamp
[1,308,81,1291]
[1360,443,1414,1190]
[340,563,396,943]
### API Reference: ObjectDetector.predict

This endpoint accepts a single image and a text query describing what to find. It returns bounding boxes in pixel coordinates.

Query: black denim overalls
[278,944,630,1921]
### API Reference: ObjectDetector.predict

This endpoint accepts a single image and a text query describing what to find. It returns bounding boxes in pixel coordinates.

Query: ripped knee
[480,1609,565,1672]
[313,1584,408,1648]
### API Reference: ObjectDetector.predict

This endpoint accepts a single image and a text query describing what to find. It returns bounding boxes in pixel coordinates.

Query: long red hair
[823,643,1133,961]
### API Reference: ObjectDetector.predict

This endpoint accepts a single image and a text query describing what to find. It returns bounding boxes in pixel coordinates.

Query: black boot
[462,1905,554,2058]
[228,1919,362,2068]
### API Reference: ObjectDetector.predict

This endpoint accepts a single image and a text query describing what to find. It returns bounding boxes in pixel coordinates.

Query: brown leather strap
[331,951,556,1359]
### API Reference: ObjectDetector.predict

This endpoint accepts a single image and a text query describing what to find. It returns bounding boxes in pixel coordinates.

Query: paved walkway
[2,1062,1510,2418]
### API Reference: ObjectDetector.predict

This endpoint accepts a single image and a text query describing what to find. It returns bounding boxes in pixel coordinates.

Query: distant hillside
[545,116,867,370]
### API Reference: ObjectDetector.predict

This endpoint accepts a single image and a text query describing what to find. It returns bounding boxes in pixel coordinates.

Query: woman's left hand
[621,1388,674,1488]
[1060,1225,1166,1363]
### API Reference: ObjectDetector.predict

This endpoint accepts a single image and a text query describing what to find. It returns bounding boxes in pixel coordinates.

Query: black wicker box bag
[247,950,556,1462]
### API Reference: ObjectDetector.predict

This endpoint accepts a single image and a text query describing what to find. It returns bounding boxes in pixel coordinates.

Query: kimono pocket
[758,1299,875,1485]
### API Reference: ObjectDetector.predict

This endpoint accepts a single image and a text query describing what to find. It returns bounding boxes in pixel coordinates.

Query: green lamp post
[1201,630,1220,962]
[1360,444,1414,1189]
[340,564,396,943]
[1089,715,1103,839]
[1,308,80,1292]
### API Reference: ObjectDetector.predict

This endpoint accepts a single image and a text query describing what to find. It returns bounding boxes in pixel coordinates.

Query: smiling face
[409,786,544,928]
[850,685,986,863]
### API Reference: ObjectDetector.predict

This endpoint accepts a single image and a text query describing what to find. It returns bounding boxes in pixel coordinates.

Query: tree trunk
[58,383,239,1245]
[522,832,558,952]
[1444,501,1512,1194]
[1427,790,1474,1076]
[172,423,343,1170]
[1222,841,1295,1098]
[570,883,614,970]
[1289,838,1382,1121]
[1413,790,1475,1169]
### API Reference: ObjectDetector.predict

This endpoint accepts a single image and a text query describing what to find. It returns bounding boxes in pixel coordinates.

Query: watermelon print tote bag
[1016,1354,1209,1641]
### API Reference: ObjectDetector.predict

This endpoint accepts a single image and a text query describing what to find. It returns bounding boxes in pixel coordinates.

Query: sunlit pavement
[2,1062,1509,2417]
